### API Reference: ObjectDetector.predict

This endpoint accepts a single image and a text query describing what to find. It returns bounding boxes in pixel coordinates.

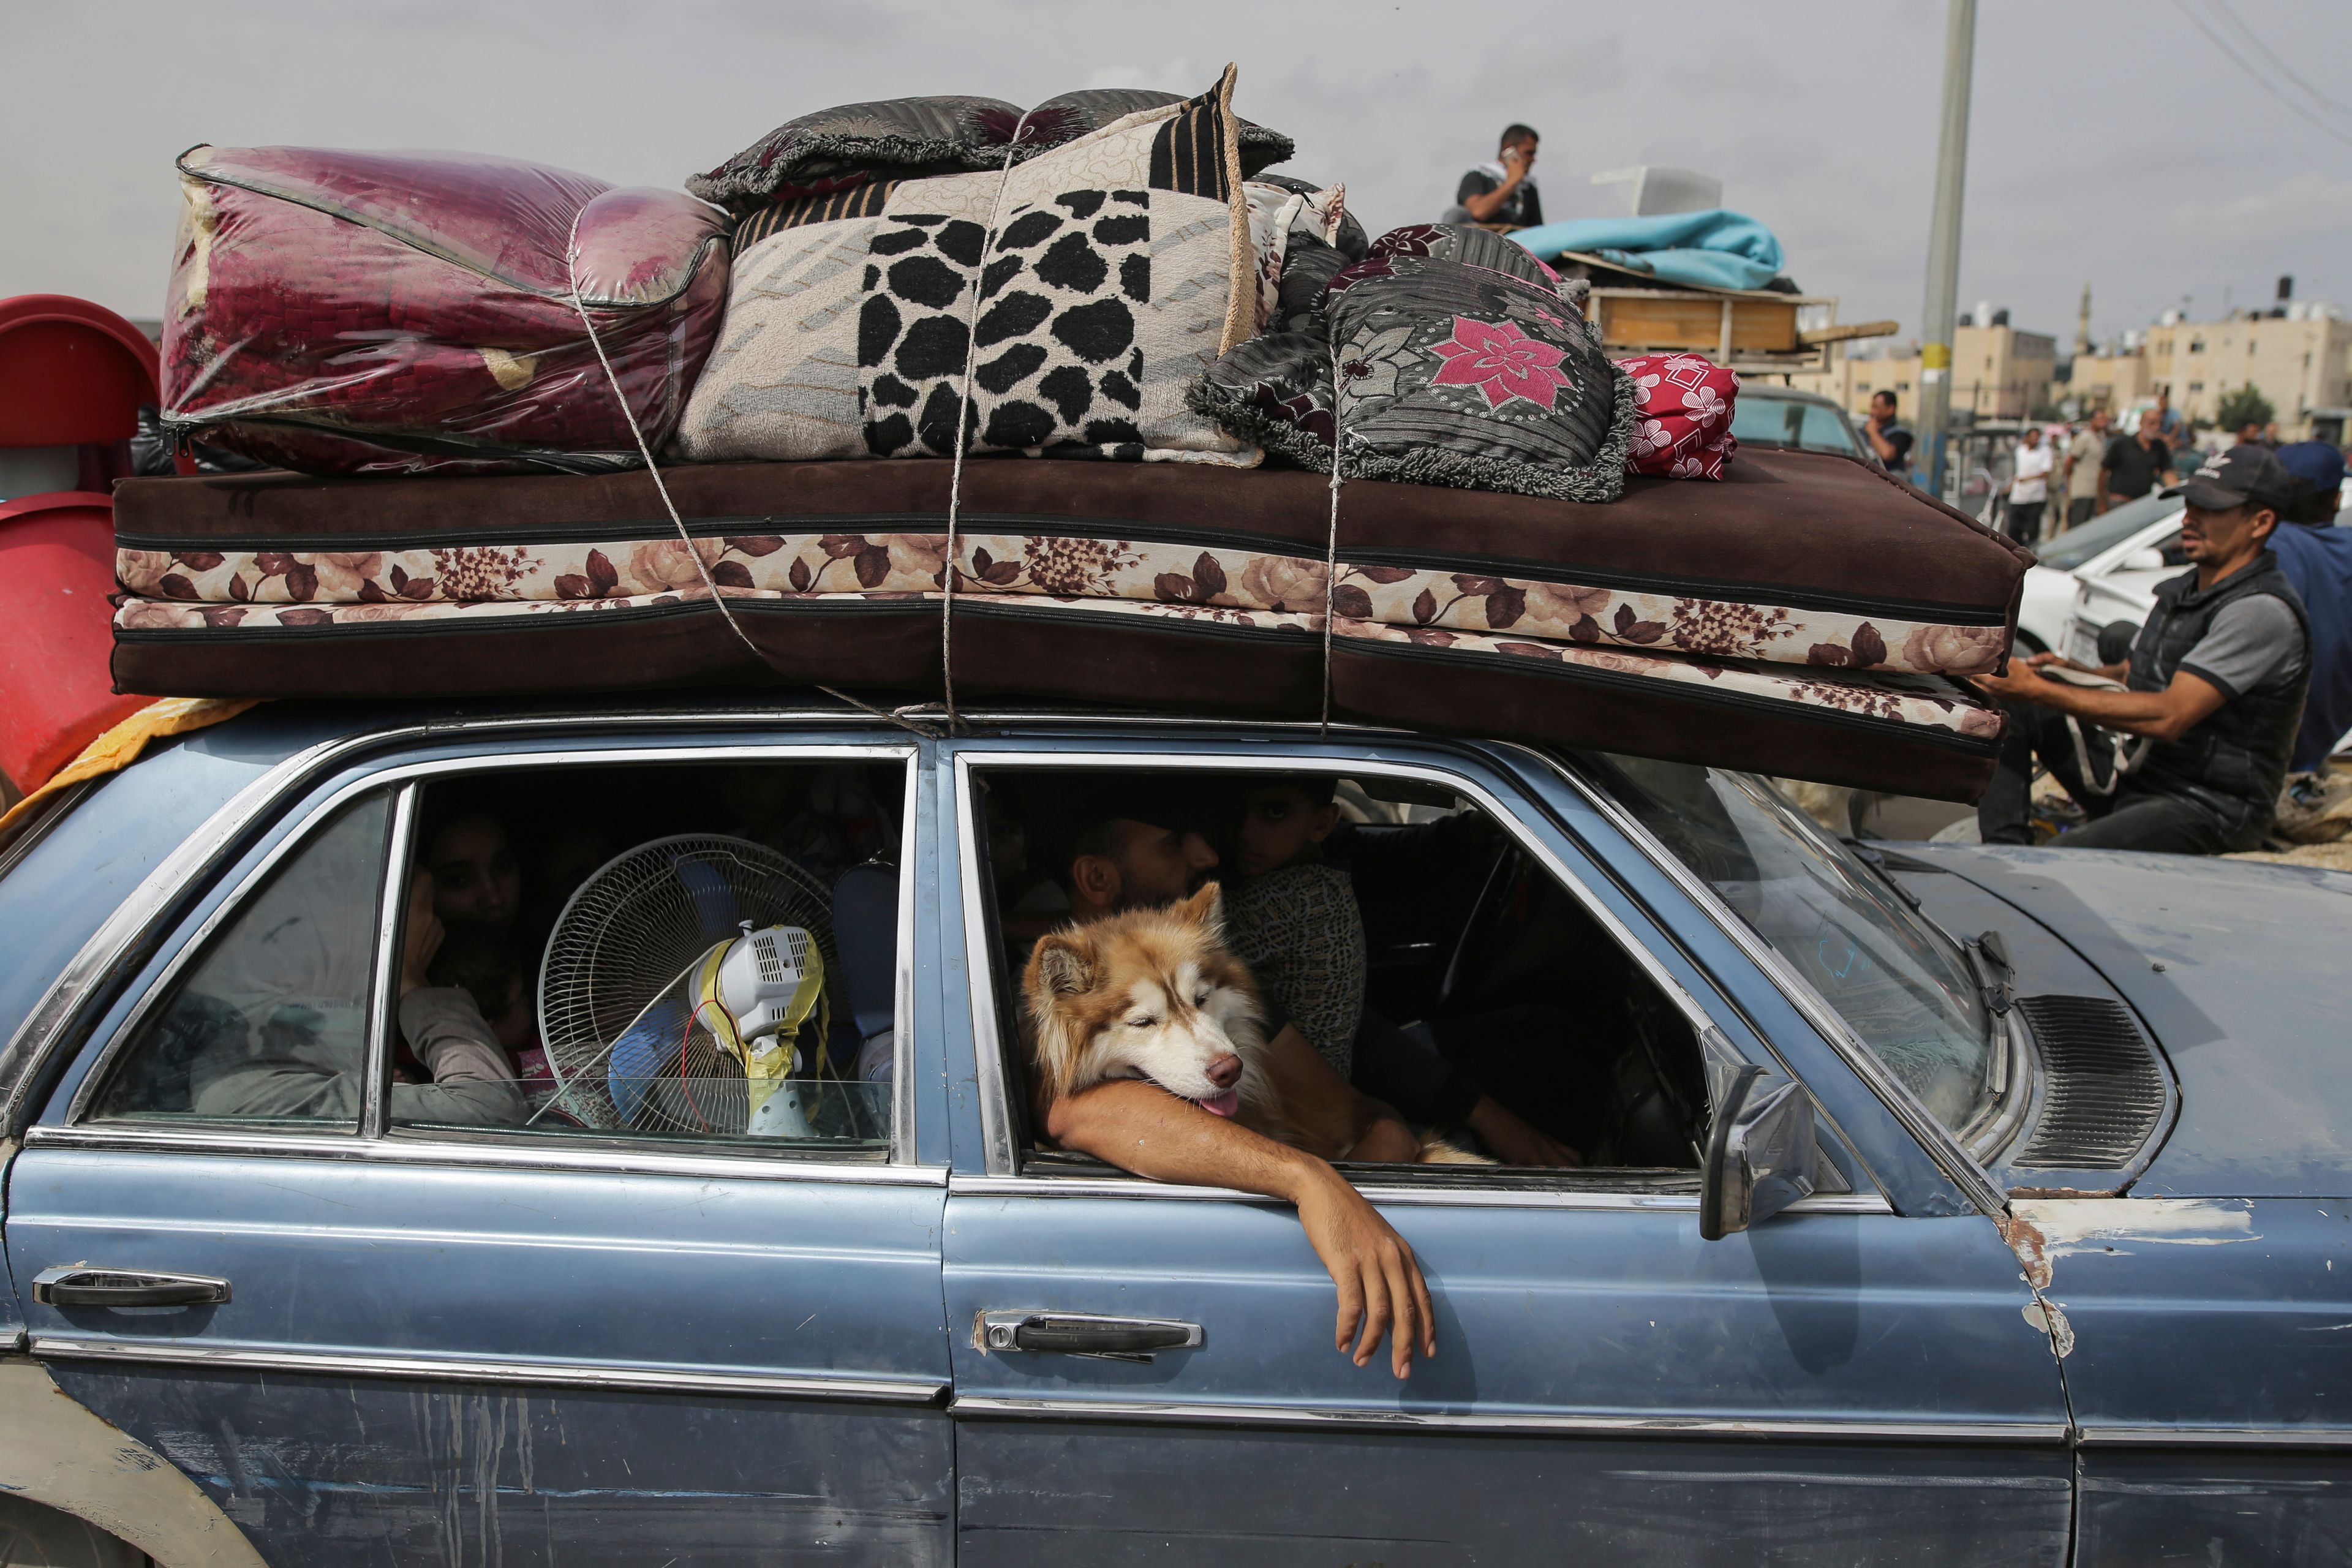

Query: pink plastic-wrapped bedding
[161,146,729,475]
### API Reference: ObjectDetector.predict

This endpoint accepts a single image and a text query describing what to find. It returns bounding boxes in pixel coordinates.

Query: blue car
[0,696,2345,1566]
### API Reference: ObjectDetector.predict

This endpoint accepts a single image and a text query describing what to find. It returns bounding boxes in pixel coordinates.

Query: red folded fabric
[1615,352,1738,480]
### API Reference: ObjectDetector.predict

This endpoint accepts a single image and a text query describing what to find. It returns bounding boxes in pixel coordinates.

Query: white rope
[1320,434,1343,737]
[564,215,941,739]
[938,111,1039,731]
[1320,323,1349,737]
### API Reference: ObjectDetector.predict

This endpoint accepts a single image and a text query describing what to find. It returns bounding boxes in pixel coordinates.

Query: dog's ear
[1175,880,1226,941]
[1028,928,1096,998]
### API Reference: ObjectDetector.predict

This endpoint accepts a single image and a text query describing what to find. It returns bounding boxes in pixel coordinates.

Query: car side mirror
[2119,548,2166,573]
[1699,1065,1817,1241]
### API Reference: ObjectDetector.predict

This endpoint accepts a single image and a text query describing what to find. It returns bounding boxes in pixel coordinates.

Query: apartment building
[2146,309,2352,440]
[1795,321,2057,422]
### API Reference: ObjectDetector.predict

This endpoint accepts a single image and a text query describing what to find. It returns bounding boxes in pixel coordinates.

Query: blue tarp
[1509,209,1785,293]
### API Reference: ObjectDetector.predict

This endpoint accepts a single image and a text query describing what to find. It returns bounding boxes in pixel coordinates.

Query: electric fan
[538,835,845,1137]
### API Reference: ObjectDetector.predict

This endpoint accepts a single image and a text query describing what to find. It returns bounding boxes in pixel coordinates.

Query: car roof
[1740,385,1845,407]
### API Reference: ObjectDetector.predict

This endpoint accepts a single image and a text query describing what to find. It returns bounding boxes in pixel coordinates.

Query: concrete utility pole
[1917,0,1975,499]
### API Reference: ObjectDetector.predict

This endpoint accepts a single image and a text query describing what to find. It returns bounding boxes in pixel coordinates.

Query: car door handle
[981,1311,1203,1356]
[32,1267,232,1308]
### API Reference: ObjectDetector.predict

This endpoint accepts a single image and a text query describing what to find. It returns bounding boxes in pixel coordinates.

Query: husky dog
[1022,883,1482,1164]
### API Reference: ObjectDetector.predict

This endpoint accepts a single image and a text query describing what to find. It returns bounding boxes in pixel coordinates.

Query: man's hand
[1466,1094,1582,1167]
[1968,650,2059,701]
[1044,1077,1436,1379]
[399,870,443,997]
[1294,1163,1434,1378]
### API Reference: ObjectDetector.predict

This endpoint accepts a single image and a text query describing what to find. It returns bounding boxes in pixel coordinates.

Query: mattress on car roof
[108,451,2022,801]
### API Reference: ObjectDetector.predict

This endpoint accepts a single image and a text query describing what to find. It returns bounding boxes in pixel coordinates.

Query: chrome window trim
[21,1122,946,1186]
[951,746,1747,1182]
[891,754,922,1167]
[951,1170,1891,1214]
[30,1336,947,1406]
[1499,743,2010,1218]
[48,737,930,1177]
[951,753,1020,1177]
[2075,1425,2352,1450]
[360,784,420,1141]
[1958,1008,2035,1165]
[0,707,937,1139]
[946,1395,2065,1444]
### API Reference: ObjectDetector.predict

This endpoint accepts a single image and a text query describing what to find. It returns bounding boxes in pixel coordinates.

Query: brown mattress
[110,453,2022,799]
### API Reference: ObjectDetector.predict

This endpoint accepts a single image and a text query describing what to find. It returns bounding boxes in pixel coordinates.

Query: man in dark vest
[1971,443,2311,853]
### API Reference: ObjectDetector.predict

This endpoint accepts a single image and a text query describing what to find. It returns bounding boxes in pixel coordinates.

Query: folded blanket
[1510,209,1786,293]
[1617,353,1738,480]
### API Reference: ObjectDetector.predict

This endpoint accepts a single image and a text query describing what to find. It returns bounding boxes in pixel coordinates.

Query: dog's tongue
[1197,1089,1241,1118]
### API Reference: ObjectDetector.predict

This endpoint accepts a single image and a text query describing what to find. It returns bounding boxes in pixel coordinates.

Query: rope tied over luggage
[567,118,1049,740]
[564,217,944,741]
[939,109,1042,733]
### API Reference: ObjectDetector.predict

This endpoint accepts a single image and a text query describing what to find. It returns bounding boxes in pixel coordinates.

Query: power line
[2169,0,2352,149]
[2205,0,2352,130]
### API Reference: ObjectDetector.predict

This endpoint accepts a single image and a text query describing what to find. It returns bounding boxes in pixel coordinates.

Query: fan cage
[537,834,876,1140]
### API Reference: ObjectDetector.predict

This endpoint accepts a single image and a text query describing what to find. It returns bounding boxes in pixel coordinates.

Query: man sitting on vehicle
[1019,778,1435,1379]
[1448,124,1544,229]
[1970,444,2312,853]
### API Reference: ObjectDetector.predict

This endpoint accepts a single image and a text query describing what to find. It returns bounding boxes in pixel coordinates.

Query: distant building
[2063,345,2155,415]
[1795,320,2056,422]
[2145,306,2352,443]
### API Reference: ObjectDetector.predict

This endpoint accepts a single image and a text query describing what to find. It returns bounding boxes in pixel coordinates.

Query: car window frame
[43,737,929,1183]
[948,742,1879,1212]
[1496,741,2008,1218]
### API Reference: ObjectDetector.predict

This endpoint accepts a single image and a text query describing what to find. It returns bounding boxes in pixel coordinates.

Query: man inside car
[1970,443,2312,853]
[1017,779,1436,1379]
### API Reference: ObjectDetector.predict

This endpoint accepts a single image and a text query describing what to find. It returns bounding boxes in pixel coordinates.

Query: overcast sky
[7,0,2348,348]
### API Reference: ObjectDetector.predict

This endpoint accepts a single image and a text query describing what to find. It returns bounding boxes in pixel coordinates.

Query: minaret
[2075,283,2093,357]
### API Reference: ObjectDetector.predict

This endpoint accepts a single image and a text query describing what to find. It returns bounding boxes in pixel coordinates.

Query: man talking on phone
[1453,125,1544,228]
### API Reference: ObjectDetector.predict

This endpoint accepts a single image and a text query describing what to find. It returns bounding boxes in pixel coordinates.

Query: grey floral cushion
[1193,228,1634,502]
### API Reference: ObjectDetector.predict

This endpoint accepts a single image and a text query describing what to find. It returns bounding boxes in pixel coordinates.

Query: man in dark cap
[2267,442,2352,771]
[1971,443,2312,852]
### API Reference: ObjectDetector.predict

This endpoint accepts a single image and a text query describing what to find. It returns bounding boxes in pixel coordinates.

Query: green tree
[2215,383,2276,432]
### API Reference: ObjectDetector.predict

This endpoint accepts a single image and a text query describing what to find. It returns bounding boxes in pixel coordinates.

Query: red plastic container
[0,492,150,793]
[0,295,165,793]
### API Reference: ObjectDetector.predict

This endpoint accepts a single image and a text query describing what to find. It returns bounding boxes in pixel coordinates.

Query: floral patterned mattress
[111,449,2027,799]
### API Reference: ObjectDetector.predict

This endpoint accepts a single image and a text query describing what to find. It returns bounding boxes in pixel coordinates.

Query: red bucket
[0,492,151,793]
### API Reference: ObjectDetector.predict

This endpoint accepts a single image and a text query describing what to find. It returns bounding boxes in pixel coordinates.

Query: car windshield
[1586,755,1996,1134]
[1728,394,1866,459]
[2037,491,2180,570]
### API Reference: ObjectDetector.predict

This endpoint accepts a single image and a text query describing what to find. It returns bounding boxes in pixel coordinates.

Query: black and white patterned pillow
[680,69,1259,467]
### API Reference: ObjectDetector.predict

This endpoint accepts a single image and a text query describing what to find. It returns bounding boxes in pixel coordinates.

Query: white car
[2013,491,2186,655]
[2060,494,2352,665]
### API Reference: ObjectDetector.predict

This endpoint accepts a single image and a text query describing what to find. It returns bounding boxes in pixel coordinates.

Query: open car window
[968,761,1713,1178]
[88,756,910,1158]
